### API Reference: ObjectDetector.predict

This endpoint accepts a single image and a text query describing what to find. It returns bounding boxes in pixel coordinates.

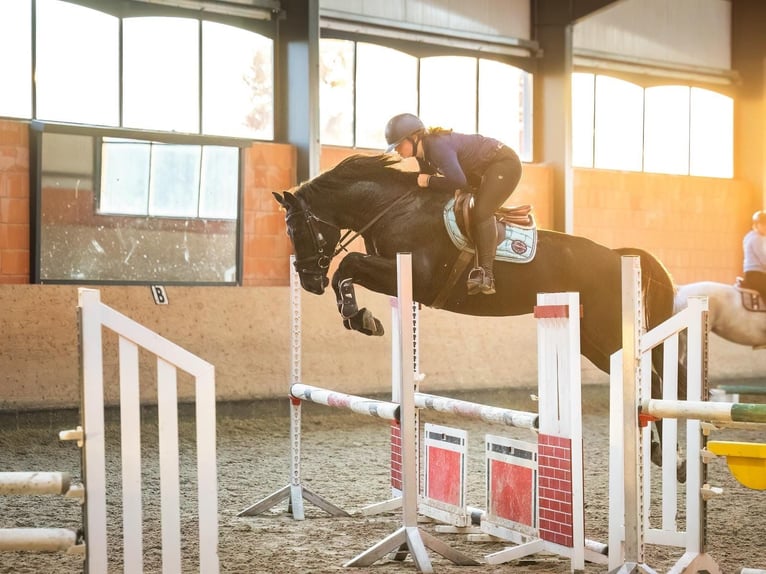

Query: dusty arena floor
[2,386,766,574]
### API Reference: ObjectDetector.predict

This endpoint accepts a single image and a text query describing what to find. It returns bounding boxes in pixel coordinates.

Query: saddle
[452,190,534,245]
[431,191,536,309]
[735,277,766,312]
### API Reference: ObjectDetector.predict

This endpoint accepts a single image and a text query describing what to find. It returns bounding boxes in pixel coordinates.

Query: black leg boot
[466,218,497,295]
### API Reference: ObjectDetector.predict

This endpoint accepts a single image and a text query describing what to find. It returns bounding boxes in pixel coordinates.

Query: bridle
[286,190,414,277]
[285,205,338,279]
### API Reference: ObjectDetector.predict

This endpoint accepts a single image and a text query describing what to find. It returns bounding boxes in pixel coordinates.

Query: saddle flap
[735,277,766,312]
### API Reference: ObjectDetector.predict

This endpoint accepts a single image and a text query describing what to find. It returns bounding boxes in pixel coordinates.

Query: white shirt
[743,228,766,272]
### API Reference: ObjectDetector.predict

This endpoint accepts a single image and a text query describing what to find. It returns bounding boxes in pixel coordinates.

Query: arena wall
[1,118,762,410]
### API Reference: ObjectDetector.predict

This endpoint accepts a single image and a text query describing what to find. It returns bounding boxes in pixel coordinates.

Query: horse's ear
[273,191,285,206]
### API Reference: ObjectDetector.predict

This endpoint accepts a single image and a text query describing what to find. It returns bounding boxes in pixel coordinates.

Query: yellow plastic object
[707,441,766,490]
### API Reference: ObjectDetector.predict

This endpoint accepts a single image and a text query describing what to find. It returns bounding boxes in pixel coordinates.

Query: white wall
[320,0,531,42]
[573,0,731,71]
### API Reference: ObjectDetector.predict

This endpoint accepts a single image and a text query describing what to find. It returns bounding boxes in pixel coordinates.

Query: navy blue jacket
[419,132,503,192]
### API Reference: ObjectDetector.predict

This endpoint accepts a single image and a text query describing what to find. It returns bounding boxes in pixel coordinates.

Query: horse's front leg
[332,253,398,336]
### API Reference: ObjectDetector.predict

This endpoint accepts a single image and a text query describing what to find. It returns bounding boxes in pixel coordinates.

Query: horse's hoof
[650,440,687,484]
[360,308,385,336]
[343,308,385,336]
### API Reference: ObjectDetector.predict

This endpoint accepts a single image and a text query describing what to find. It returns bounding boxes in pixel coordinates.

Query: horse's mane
[300,154,416,198]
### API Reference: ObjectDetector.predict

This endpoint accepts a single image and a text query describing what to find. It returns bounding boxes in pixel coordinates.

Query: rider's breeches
[472,146,522,221]
[470,146,522,273]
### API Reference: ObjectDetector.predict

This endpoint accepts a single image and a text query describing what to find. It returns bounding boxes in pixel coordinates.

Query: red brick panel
[537,433,574,548]
[0,120,30,284]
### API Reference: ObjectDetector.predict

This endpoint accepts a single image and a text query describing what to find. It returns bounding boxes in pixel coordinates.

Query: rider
[384,113,522,295]
[743,210,766,301]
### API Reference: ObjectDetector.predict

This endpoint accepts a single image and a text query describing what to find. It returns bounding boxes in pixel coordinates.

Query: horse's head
[273,190,341,295]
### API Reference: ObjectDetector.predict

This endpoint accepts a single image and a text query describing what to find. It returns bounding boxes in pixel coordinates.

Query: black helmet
[754,210,766,224]
[385,113,425,153]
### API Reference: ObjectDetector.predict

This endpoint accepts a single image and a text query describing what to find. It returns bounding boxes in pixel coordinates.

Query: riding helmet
[385,113,425,153]
[753,210,766,224]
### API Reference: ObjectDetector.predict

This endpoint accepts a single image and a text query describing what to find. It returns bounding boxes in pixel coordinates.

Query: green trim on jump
[717,384,766,394]
[731,403,766,423]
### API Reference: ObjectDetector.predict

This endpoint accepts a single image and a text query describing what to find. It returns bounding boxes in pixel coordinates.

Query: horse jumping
[274,153,682,472]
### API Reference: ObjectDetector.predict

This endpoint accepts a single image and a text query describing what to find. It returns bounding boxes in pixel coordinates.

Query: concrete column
[276,0,320,183]
[533,2,574,233]
[732,0,766,207]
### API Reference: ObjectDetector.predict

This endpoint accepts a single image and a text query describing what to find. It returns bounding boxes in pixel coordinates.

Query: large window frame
[318,32,536,162]
[30,121,250,285]
[572,71,734,178]
[0,0,276,140]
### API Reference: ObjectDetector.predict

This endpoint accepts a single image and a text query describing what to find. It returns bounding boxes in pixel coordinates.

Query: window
[2,0,275,138]
[690,88,733,178]
[33,124,244,284]
[36,0,119,125]
[0,0,32,118]
[355,43,418,149]
[420,56,477,133]
[100,140,239,220]
[319,38,534,161]
[594,75,643,171]
[479,59,531,155]
[572,72,733,177]
[319,39,355,147]
[123,17,200,133]
[203,21,274,139]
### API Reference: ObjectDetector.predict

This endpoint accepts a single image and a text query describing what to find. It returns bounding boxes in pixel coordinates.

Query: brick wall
[573,168,757,284]
[0,120,30,284]
[242,142,296,286]
[0,118,757,286]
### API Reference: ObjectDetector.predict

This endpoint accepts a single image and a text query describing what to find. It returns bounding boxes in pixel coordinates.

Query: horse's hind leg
[650,347,687,483]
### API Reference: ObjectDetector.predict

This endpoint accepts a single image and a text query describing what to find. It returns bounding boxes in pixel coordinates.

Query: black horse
[274,154,683,475]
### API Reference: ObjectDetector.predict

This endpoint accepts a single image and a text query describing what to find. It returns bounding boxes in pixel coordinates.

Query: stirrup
[466,267,495,295]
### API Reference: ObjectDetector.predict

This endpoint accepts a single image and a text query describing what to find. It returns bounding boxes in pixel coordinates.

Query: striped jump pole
[642,399,766,424]
[414,394,538,430]
[290,383,401,421]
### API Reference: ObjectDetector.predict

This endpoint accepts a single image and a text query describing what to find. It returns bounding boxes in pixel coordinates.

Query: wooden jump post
[78,289,219,574]
[609,256,718,574]
[237,256,351,520]
[2,291,219,573]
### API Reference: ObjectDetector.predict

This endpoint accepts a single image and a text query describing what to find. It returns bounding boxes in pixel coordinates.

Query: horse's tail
[613,247,676,329]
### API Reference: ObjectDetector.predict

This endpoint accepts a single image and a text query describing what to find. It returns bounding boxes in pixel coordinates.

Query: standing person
[384,113,522,295]
[743,210,766,300]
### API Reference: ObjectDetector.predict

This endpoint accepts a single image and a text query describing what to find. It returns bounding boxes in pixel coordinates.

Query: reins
[331,190,414,257]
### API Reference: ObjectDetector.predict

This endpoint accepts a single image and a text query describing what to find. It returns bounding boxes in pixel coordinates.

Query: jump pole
[238,255,348,519]
[0,471,84,554]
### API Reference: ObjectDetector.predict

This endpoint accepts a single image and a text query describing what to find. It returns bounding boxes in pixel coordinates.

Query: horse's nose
[301,275,326,295]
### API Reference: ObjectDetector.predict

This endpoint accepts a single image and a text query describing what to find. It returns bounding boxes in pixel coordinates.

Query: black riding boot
[467,218,497,295]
